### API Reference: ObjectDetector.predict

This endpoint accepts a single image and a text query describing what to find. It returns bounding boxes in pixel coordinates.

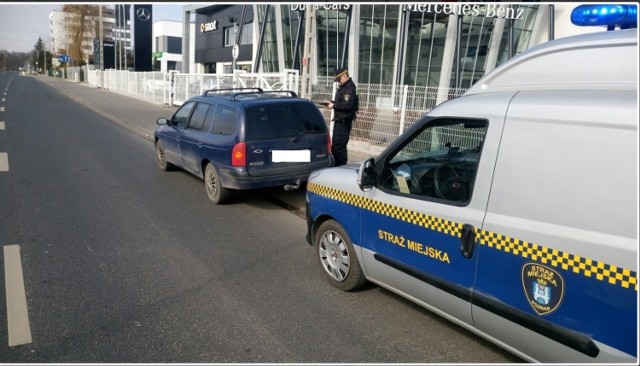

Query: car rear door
[244,101,330,177]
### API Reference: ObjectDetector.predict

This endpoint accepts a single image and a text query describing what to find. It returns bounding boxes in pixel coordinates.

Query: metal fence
[312,77,467,154]
[70,67,467,153]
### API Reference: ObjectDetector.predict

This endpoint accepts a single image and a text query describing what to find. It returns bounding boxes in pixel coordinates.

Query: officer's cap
[334,67,348,81]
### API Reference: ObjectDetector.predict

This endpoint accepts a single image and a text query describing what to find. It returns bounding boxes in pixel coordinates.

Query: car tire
[204,162,230,204]
[155,140,174,171]
[314,220,367,291]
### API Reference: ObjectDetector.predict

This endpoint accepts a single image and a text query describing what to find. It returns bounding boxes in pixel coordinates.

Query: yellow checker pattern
[308,182,638,292]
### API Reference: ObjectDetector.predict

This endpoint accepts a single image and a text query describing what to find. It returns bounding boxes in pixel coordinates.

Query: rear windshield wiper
[290,130,323,143]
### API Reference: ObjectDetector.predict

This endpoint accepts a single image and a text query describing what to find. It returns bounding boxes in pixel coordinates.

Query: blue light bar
[571,4,637,30]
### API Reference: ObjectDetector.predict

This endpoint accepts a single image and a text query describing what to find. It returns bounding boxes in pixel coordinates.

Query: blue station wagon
[154,88,333,204]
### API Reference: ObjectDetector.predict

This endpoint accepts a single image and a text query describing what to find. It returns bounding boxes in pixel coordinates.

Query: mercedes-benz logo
[136,7,150,21]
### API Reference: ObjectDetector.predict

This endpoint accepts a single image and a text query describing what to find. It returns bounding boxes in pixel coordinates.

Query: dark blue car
[154,88,333,204]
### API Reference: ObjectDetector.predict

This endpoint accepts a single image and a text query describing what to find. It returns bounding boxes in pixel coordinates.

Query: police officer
[325,67,357,167]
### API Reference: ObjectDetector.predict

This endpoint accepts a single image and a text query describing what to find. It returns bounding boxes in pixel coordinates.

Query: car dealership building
[179,3,600,92]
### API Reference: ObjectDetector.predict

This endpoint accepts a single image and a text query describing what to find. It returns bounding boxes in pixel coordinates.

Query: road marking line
[1,107,5,112]
[0,153,8,171]
[0,121,5,130]
[4,245,33,346]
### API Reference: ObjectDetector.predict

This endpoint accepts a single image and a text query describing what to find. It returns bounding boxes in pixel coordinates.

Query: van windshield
[245,102,326,141]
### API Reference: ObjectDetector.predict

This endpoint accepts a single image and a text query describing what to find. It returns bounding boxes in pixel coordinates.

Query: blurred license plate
[272,150,311,162]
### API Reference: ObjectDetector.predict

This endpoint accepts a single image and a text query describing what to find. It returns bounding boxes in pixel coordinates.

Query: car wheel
[155,140,174,171]
[204,162,230,204]
[314,220,367,291]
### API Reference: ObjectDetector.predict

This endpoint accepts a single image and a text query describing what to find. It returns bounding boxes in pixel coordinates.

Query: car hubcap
[206,169,217,197]
[157,145,165,165]
[319,230,350,281]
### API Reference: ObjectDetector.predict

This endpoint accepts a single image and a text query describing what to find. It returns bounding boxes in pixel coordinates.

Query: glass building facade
[183,4,596,148]
[188,3,549,92]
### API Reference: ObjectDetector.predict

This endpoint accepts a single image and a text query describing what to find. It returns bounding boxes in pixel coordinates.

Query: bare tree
[61,4,99,66]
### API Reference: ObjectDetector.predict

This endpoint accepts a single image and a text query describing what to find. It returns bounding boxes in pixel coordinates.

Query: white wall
[153,20,182,73]
[553,4,606,39]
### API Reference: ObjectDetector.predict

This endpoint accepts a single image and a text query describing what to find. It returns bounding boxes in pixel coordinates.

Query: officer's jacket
[332,78,357,121]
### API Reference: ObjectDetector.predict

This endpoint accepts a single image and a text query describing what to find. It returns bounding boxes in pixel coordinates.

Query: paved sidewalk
[34,76,378,213]
[37,76,177,143]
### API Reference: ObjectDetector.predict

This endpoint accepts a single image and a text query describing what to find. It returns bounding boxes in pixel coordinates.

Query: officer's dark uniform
[331,67,357,167]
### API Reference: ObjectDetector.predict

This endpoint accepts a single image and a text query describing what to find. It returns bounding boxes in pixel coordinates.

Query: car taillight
[232,142,246,167]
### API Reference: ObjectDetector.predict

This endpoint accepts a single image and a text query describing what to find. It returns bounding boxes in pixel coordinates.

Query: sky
[0,3,184,53]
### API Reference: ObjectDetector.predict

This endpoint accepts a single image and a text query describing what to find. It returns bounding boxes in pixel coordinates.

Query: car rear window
[212,105,237,135]
[245,102,326,141]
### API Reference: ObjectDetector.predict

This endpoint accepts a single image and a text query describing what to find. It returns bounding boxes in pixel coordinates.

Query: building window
[167,36,181,54]
[404,10,448,88]
[497,5,539,65]
[455,5,498,88]
[280,5,303,69]
[256,5,279,73]
[156,36,182,54]
[316,6,350,79]
[224,23,252,47]
[358,5,399,84]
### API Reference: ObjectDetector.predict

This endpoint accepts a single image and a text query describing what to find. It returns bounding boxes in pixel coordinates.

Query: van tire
[204,162,230,204]
[314,220,367,291]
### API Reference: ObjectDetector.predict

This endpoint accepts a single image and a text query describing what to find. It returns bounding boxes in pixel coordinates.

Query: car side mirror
[156,117,169,126]
[357,157,375,191]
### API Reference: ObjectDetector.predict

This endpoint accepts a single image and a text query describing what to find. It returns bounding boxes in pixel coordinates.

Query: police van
[304,4,637,363]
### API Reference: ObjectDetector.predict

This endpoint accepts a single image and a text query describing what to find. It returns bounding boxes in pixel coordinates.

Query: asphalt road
[0,72,522,363]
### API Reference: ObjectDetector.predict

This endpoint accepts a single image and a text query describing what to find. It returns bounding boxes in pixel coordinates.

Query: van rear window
[245,102,326,141]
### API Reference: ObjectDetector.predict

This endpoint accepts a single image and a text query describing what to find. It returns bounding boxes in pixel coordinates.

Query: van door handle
[460,224,476,259]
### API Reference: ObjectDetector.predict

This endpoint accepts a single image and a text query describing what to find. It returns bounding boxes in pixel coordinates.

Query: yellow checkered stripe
[308,183,462,236]
[308,182,638,292]
[478,230,638,291]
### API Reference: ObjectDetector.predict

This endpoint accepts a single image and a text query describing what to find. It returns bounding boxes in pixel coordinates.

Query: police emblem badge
[521,263,565,316]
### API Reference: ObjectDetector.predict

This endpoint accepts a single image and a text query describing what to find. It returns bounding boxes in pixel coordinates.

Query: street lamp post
[41,38,48,76]
[99,5,104,88]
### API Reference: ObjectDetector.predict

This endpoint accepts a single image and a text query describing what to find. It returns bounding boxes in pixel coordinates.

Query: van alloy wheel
[319,229,350,281]
[314,220,366,291]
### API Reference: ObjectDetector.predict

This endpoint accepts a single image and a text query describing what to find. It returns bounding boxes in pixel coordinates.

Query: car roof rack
[231,90,299,101]
[203,87,299,100]
[203,87,263,96]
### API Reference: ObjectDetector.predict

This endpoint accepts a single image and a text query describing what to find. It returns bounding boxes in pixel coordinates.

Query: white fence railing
[67,67,467,151]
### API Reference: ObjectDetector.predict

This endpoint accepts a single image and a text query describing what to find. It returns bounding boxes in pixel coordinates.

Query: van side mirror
[156,117,169,126]
[357,158,376,191]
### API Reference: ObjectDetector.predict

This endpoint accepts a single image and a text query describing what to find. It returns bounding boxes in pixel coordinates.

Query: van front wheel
[314,220,366,291]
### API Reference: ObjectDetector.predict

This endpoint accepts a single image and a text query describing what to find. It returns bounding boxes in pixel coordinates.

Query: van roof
[465,29,638,95]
